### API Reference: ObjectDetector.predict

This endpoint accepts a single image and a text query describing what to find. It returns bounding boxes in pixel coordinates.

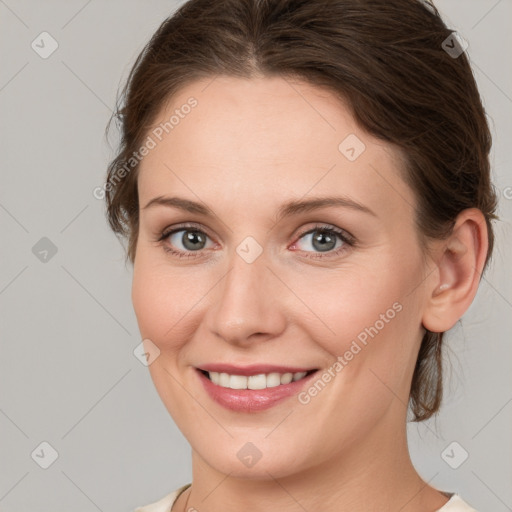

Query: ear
[422,208,489,333]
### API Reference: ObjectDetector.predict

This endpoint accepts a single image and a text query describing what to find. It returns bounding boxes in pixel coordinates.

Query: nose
[203,248,287,347]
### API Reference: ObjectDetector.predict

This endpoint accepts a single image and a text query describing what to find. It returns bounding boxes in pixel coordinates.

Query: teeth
[229,374,247,389]
[293,371,307,381]
[219,372,230,387]
[248,374,266,390]
[280,372,293,384]
[205,370,311,389]
[266,373,281,388]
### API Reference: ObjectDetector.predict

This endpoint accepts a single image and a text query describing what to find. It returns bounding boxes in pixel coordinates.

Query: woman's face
[132,75,433,478]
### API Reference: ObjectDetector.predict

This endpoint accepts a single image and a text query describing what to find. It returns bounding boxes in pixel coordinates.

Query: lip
[195,366,318,412]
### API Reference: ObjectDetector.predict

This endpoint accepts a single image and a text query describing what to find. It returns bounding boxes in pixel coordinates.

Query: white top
[134,484,478,512]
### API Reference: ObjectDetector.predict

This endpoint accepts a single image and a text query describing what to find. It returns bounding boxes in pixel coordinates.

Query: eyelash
[155,222,355,260]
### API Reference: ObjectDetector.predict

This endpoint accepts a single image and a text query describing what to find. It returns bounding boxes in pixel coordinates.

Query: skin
[131,75,488,511]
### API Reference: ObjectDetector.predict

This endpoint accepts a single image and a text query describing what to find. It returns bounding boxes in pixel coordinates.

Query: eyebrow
[142,195,376,219]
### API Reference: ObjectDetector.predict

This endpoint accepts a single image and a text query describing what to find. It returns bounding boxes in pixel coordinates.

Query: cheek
[132,245,423,366]
[290,263,405,345]
[131,257,206,352]
[292,258,423,392]
[131,259,210,434]
[287,276,421,452]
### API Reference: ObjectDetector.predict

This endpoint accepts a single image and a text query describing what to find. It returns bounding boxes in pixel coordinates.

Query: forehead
[142,75,361,167]
[137,75,412,217]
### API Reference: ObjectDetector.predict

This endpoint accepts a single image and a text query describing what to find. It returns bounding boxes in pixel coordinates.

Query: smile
[195,365,318,412]
[200,369,316,389]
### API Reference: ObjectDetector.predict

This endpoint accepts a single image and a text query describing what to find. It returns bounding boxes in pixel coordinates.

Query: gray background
[0,1,511,511]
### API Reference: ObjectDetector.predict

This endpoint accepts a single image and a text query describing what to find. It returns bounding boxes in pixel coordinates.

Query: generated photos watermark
[298,301,403,405]
[93,97,198,200]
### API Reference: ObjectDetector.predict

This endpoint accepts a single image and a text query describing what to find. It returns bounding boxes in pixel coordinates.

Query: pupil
[313,230,336,252]
[183,230,205,250]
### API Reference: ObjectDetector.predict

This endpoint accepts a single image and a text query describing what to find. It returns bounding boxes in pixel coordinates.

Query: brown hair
[104,0,498,421]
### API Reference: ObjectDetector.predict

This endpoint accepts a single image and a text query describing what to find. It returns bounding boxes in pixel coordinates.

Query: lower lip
[196,369,318,412]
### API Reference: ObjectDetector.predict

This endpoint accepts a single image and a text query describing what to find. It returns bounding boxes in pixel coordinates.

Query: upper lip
[197,363,317,376]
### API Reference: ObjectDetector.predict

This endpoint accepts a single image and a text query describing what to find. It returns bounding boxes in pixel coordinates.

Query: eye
[157,223,215,258]
[291,224,354,258]
[169,229,211,251]
[156,222,354,260]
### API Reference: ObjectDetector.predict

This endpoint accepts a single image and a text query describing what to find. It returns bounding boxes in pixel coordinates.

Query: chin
[189,433,317,481]
[201,452,305,480]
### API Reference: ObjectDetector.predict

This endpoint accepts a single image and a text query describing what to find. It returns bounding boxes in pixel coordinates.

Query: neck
[180,403,448,512]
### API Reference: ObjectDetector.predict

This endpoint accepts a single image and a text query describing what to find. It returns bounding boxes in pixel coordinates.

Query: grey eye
[169,229,211,251]
[296,229,344,253]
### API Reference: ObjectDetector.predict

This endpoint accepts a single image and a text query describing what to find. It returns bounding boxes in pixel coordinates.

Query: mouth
[195,365,319,412]
[197,368,317,390]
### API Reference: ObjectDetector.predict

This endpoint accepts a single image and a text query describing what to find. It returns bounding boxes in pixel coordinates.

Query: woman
[104,0,497,510]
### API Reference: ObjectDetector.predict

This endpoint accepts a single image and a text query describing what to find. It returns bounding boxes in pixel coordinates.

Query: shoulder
[133,486,477,512]
[134,484,191,512]
[437,493,478,512]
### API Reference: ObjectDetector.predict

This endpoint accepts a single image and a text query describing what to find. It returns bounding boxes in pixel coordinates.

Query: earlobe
[422,209,489,333]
